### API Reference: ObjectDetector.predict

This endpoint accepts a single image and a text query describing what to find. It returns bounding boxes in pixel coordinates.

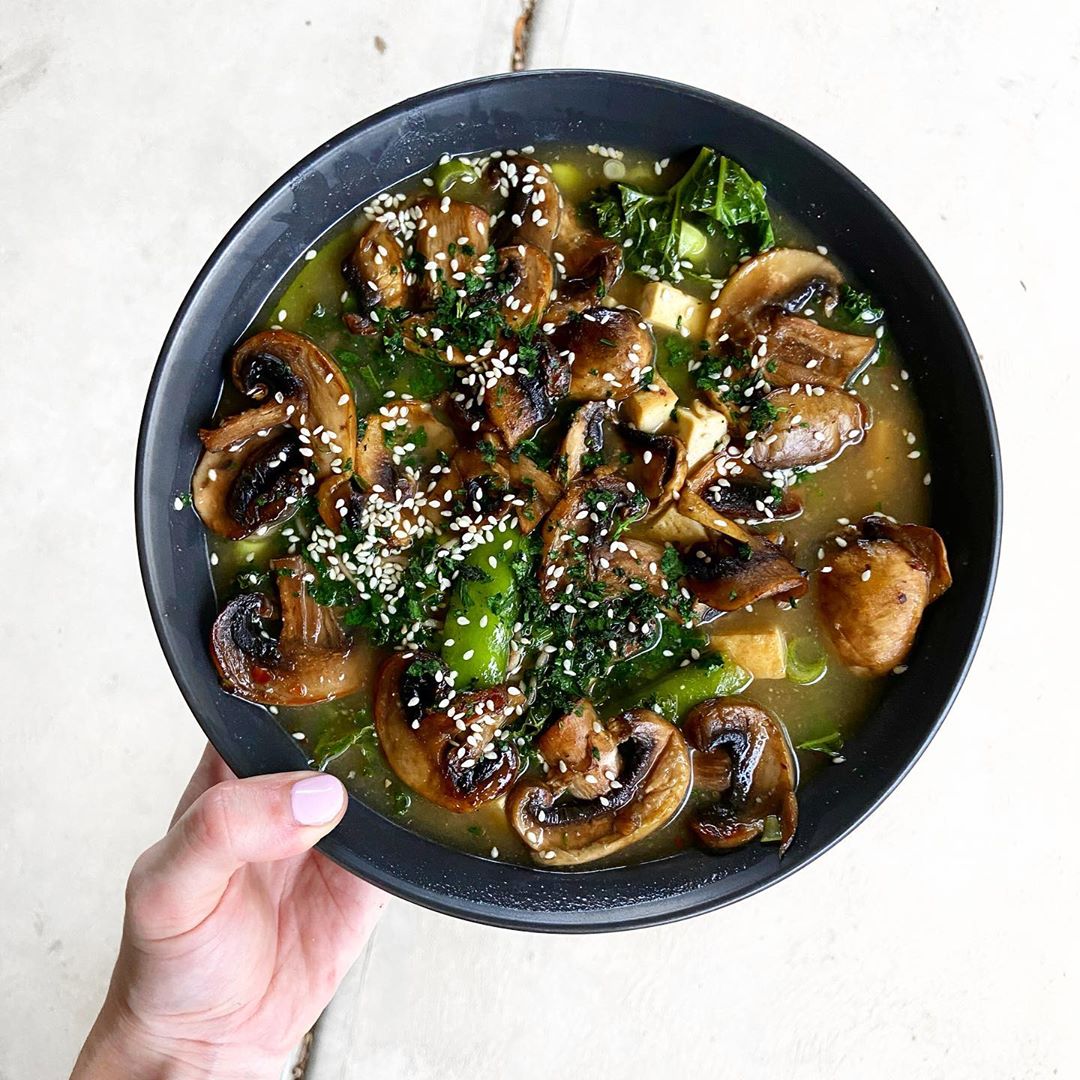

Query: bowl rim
[136,68,1002,932]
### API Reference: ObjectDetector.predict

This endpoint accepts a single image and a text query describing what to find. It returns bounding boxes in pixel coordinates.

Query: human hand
[72,744,386,1079]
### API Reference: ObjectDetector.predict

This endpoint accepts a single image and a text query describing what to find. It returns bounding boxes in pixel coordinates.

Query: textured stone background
[0,2,1073,1077]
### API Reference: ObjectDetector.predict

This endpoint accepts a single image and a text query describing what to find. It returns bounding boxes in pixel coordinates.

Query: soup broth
[197,144,942,868]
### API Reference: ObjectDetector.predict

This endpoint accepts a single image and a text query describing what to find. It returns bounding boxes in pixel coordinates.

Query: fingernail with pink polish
[291,774,345,825]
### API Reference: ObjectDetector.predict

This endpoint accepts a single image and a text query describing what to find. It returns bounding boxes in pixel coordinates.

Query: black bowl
[136,71,1001,932]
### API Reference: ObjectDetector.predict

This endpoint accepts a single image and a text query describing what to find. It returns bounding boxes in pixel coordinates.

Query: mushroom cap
[495,242,555,330]
[486,156,563,251]
[342,220,411,312]
[550,307,654,402]
[678,454,802,540]
[707,247,843,345]
[539,469,649,600]
[749,387,866,470]
[763,313,879,390]
[479,336,570,449]
[210,557,374,706]
[684,697,799,855]
[193,430,308,540]
[374,652,520,813]
[196,330,357,519]
[817,515,950,676]
[451,445,560,536]
[684,532,807,613]
[536,700,620,800]
[507,708,691,866]
[412,197,491,306]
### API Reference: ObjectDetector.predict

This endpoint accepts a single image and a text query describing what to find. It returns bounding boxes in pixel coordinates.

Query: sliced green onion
[433,159,478,194]
[786,636,828,685]
[760,815,783,843]
[796,731,845,760]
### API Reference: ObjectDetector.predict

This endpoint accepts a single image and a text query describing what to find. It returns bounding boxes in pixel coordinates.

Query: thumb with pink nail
[71,745,386,1080]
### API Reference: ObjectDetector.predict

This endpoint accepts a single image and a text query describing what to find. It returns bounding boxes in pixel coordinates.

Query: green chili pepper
[593,621,709,705]
[441,525,526,688]
[786,636,828,685]
[619,654,751,722]
[433,158,478,194]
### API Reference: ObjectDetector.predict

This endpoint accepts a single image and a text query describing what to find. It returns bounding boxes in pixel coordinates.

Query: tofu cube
[672,400,729,468]
[709,626,788,680]
[633,505,709,545]
[624,372,679,433]
[640,281,710,338]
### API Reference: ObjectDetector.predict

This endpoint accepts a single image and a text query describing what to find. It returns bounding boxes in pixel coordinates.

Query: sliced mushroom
[486,156,562,251]
[478,337,571,449]
[679,454,802,536]
[749,388,867,470]
[558,401,608,484]
[374,652,519,812]
[495,242,555,330]
[539,470,649,600]
[684,533,808,612]
[763,313,878,389]
[684,698,798,855]
[549,307,654,402]
[193,430,310,540]
[613,424,687,512]
[557,405,685,509]
[536,701,620,800]
[818,516,951,675]
[355,400,455,495]
[343,401,457,544]
[412,197,491,306]
[507,708,691,865]
[548,231,624,321]
[341,221,411,321]
[707,247,843,345]
[450,445,560,535]
[198,330,357,485]
[210,556,372,706]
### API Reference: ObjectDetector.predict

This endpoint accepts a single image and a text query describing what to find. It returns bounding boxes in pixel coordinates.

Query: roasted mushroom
[684,697,798,855]
[341,221,411,323]
[486,156,562,251]
[684,533,808,612]
[706,247,843,345]
[748,388,867,470]
[558,401,608,483]
[536,700,621,799]
[327,400,458,544]
[705,248,877,391]
[193,430,309,540]
[210,556,373,705]
[374,652,520,812]
[448,444,560,536]
[678,454,802,535]
[495,242,555,330]
[539,470,649,600]
[196,330,357,485]
[818,515,951,676]
[476,337,571,449]
[549,307,654,402]
[613,424,687,512]
[412,197,491,306]
[548,231,623,321]
[763,313,878,389]
[507,708,691,865]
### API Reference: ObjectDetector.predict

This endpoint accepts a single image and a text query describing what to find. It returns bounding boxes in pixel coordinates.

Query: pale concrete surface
[0,1,1074,1078]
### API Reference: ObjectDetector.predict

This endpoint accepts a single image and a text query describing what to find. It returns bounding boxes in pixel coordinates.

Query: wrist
[72,1000,283,1080]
